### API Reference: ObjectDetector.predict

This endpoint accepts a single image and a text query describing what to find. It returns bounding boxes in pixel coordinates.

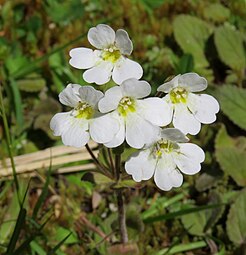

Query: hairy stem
[115,154,128,244]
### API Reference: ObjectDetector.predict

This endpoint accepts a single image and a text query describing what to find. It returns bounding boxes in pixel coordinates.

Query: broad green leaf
[17,74,46,92]
[203,3,230,23]
[173,15,212,69]
[182,209,207,236]
[214,25,245,71]
[181,192,224,236]
[215,125,246,186]
[216,147,246,186]
[227,189,246,245]
[217,85,246,130]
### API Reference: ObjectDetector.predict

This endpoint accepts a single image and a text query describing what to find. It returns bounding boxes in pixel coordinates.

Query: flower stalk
[115,153,128,244]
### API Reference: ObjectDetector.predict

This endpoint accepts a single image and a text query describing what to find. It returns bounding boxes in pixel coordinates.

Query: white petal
[88,24,115,49]
[69,48,98,69]
[154,154,177,191]
[89,113,120,143]
[115,29,133,55]
[98,86,123,113]
[50,112,90,147]
[59,84,81,107]
[83,62,113,85]
[174,153,201,175]
[112,58,143,85]
[178,143,205,163]
[179,73,207,92]
[157,75,180,93]
[160,128,189,143]
[125,150,155,182]
[50,112,73,136]
[187,93,220,124]
[169,169,183,188]
[104,115,125,148]
[79,86,104,107]
[121,78,151,98]
[126,113,157,149]
[62,122,90,147]
[173,104,201,135]
[137,98,172,126]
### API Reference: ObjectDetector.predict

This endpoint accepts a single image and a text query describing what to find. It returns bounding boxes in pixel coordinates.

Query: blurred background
[0,0,245,254]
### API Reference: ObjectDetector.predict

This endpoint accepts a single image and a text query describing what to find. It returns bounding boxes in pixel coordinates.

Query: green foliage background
[0,0,245,254]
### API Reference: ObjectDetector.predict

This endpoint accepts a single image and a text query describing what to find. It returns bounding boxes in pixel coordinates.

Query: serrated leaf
[173,15,212,69]
[215,125,246,186]
[217,85,246,130]
[227,189,246,245]
[216,147,246,186]
[214,25,245,71]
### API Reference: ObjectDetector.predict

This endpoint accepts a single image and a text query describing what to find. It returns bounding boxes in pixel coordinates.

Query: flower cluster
[50,24,219,191]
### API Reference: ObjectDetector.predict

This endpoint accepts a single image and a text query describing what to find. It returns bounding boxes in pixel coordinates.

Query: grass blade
[47,232,72,255]
[154,241,207,255]
[143,204,223,223]
[5,208,27,255]
[0,84,20,204]
[32,156,52,219]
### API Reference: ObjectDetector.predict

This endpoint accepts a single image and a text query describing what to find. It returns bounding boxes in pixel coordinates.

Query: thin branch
[107,148,115,178]
[85,144,112,179]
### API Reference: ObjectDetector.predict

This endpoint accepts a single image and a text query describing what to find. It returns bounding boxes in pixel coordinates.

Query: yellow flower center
[101,46,121,63]
[170,87,188,104]
[117,97,136,117]
[74,101,94,119]
[154,139,177,158]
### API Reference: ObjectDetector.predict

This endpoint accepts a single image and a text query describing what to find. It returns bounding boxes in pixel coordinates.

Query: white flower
[125,128,205,191]
[98,78,172,149]
[157,73,220,135]
[69,24,143,85]
[50,84,119,147]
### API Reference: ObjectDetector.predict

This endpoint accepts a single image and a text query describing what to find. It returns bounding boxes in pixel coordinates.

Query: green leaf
[227,189,246,245]
[173,15,212,69]
[181,192,224,236]
[216,147,246,186]
[9,79,24,133]
[47,232,72,255]
[17,73,46,92]
[181,209,207,236]
[203,3,230,23]
[55,227,78,245]
[215,125,246,186]
[30,241,46,255]
[214,25,246,71]
[217,85,246,130]
[176,54,194,74]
